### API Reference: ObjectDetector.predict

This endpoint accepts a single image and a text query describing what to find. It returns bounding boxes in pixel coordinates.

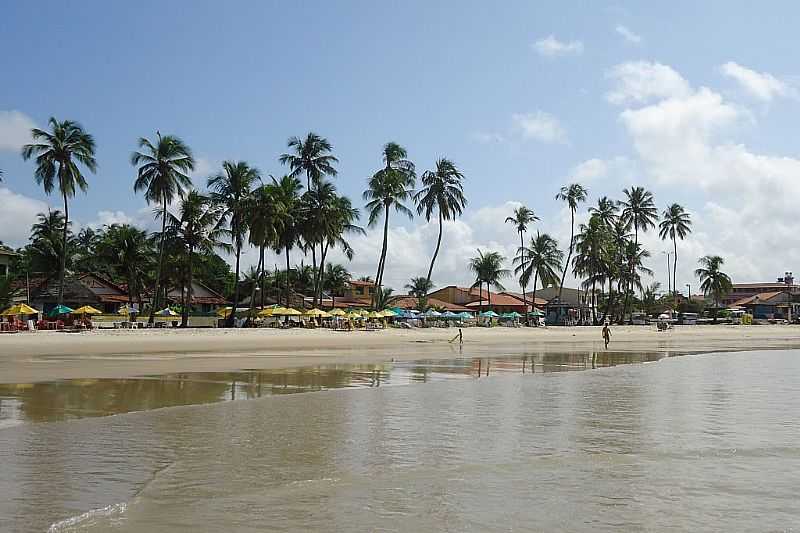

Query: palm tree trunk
[259,246,266,309]
[181,245,194,327]
[673,236,678,309]
[518,230,528,325]
[373,204,390,307]
[310,243,318,306]
[226,239,242,328]
[622,227,639,324]
[532,270,539,324]
[149,199,168,324]
[558,211,575,302]
[425,210,444,288]
[285,247,291,307]
[58,192,69,305]
[318,242,329,305]
[248,251,264,319]
[591,278,597,325]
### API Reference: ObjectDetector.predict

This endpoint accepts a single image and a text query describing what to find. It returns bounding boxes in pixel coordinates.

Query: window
[0,264,6,276]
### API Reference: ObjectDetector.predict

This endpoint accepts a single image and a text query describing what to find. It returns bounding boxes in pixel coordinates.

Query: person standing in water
[602,323,611,350]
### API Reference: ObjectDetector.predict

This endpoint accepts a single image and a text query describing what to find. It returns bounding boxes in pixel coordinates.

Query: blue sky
[3,1,800,290]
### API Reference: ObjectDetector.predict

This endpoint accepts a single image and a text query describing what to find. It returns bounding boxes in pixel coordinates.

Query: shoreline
[1,324,799,384]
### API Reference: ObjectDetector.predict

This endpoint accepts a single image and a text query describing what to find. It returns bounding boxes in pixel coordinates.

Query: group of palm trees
[480,184,729,325]
[13,117,471,326]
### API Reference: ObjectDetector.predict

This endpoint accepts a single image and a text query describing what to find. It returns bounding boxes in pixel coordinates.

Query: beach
[2,324,800,384]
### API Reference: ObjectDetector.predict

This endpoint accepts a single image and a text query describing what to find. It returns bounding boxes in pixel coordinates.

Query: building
[24,273,131,314]
[342,279,376,301]
[0,247,18,277]
[730,291,795,321]
[388,295,472,313]
[166,281,228,313]
[427,286,529,314]
[721,273,799,307]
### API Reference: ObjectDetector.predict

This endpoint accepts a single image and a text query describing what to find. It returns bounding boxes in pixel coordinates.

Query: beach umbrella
[305,308,330,317]
[1,303,39,316]
[424,309,442,318]
[328,308,346,317]
[442,311,459,320]
[156,308,179,317]
[346,311,363,320]
[47,304,74,317]
[274,307,302,316]
[257,307,275,317]
[480,310,499,318]
[528,309,544,317]
[458,311,472,319]
[216,306,232,317]
[367,311,383,319]
[379,309,397,317]
[507,311,522,318]
[73,305,103,315]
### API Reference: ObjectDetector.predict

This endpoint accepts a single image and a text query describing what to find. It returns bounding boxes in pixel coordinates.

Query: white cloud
[609,61,800,286]
[606,61,691,104]
[471,132,505,144]
[532,35,584,57]
[0,110,36,152]
[720,61,795,102]
[615,25,642,44]
[0,188,48,247]
[512,111,568,144]
[572,158,608,181]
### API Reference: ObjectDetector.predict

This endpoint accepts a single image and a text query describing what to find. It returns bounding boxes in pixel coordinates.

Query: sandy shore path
[1,325,799,383]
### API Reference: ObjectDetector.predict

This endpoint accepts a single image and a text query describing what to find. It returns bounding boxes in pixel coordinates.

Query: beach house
[0,247,18,277]
[721,272,799,307]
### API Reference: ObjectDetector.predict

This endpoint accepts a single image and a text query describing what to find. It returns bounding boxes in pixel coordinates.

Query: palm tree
[589,196,619,228]
[279,133,338,191]
[29,209,71,278]
[659,203,692,307]
[505,205,538,323]
[414,158,466,288]
[208,161,259,326]
[405,275,434,310]
[515,233,563,319]
[280,133,338,297]
[373,286,394,310]
[97,224,153,311]
[21,118,97,304]
[572,217,608,324]
[167,191,226,326]
[468,249,510,312]
[695,255,732,322]
[554,183,587,301]
[270,175,304,307]
[363,142,416,305]
[131,132,194,322]
[247,184,280,313]
[322,263,351,308]
[315,191,363,305]
[619,186,658,320]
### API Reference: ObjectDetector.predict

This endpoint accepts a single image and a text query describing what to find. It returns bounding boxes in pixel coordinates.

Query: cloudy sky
[2,1,799,293]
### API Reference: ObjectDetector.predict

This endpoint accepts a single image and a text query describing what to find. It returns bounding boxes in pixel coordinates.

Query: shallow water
[2,349,799,531]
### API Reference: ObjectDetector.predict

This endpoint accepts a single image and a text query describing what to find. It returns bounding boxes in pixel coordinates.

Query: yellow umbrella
[216,306,232,317]
[305,308,331,317]
[346,311,363,320]
[284,307,302,316]
[273,307,302,316]
[328,308,346,317]
[367,311,382,319]
[73,305,103,315]
[379,309,397,317]
[1,303,38,316]
[257,307,275,317]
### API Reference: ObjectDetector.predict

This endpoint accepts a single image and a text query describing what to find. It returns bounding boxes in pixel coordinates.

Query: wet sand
[1,324,799,384]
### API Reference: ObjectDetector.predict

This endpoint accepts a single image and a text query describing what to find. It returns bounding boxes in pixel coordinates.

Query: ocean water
[1,349,799,531]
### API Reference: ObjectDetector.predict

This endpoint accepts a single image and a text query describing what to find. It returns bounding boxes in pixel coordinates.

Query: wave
[47,502,127,532]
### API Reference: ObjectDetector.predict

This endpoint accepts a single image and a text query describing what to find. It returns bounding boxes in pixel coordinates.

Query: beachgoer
[458,328,463,344]
[602,324,611,349]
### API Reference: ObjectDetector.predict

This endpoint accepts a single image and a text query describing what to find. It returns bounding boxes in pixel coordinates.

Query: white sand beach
[1,324,799,383]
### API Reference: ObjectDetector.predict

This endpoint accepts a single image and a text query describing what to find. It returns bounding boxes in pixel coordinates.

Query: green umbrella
[48,304,74,317]
[528,309,545,317]
[480,310,499,318]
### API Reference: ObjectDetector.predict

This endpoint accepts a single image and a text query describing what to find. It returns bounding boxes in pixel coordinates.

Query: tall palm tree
[363,142,416,305]
[21,118,97,304]
[279,133,338,191]
[208,161,259,326]
[695,255,732,322]
[589,196,619,229]
[270,175,304,307]
[167,191,226,326]
[247,184,280,313]
[554,183,587,301]
[414,158,466,288]
[97,224,153,311]
[505,205,538,323]
[515,233,563,319]
[315,192,363,305]
[131,132,194,322]
[468,249,510,312]
[29,209,71,278]
[572,217,609,324]
[280,133,338,296]
[659,203,692,307]
[405,276,434,297]
[618,186,658,320]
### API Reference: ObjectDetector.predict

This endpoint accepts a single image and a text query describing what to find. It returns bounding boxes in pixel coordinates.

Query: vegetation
[21,118,97,305]
[554,183,588,302]
[506,206,538,324]
[468,250,510,312]
[695,255,732,322]
[659,203,693,305]
[515,232,562,318]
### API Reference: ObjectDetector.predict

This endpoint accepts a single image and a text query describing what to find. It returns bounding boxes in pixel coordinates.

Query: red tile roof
[389,296,472,312]
[348,280,375,287]
[464,292,527,308]
[731,291,786,307]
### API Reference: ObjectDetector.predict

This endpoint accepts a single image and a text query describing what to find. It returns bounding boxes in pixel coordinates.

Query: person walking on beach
[458,328,463,344]
[602,323,611,350]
